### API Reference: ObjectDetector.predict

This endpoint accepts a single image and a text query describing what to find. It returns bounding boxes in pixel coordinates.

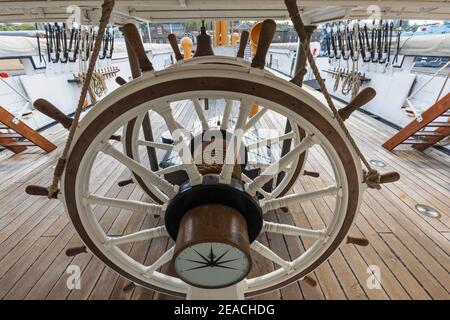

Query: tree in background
[0,23,35,31]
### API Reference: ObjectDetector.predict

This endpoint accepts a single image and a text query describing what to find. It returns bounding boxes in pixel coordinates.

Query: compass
[174,242,250,288]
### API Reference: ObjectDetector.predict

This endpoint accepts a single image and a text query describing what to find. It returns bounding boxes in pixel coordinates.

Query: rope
[284,1,380,188]
[47,0,115,198]
[341,23,361,97]
[332,68,341,92]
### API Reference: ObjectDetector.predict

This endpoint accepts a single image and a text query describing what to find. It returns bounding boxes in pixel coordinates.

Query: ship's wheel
[60,61,363,298]
[123,55,307,203]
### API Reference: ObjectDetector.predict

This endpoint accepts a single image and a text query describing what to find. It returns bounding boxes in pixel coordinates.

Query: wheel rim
[62,64,362,297]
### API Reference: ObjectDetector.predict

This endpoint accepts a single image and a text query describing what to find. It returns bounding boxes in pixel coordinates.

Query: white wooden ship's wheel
[61,60,365,298]
[27,4,399,299]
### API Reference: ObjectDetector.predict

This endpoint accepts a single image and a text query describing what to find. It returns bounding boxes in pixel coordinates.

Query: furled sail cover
[0,36,172,59]
[271,34,450,57]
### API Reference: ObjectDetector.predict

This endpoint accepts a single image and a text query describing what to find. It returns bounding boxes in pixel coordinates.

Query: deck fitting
[369,159,386,168]
[415,204,441,219]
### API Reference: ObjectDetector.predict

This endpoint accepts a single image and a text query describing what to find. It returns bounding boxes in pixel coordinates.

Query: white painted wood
[246,135,315,195]
[105,226,168,247]
[87,194,164,215]
[192,98,209,131]
[251,241,293,270]
[261,186,339,212]
[157,103,202,185]
[137,139,174,151]
[243,107,267,132]
[187,281,246,300]
[101,142,177,198]
[155,163,185,175]
[144,246,175,275]
[246,131,294,150]
[263,221,326,239]
[220,99,233,131]
[219,98,252,184]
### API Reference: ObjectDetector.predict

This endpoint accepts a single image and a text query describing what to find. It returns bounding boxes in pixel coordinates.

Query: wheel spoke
[246,135,315,195]
[263,221,326,239]
[105,226,168,247]
[137,140,173,151]
[144,246,175,275]
[155,164,185,176]
[243,107,267,132]
[87,194,163,215]
[220,99,233,130]
[250,241,292,270]
[241,173,270,199]
[102,142,176,199]
[158,103,202,185]
[192,98,209,131]
[247,161,270,168]
[246,131,294,150]
[261,185,339,212]
[219,98,252,184]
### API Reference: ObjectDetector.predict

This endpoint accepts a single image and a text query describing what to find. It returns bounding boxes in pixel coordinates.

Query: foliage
[0,23,35,31]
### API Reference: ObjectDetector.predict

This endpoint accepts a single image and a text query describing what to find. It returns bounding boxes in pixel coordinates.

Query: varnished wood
[33,99,73,130]
[379,171,401,184]
[118,178,134,187]
[382,92,450,151]
[346,236,369,246]
[115,76,127,86]
[173,204,251,288]
[251,19,276,69]
[122,24,154,72]
[65,245,87,257]
[25,185,58,198]
[236,31,249,58]
[338,87,377,121]
[291,25,316,87]
[123,32,158,172]
[0,106,56,153]
[168,34,183,61]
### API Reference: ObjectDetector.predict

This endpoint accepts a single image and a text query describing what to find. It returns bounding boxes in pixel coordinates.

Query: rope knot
[364,169,382,190]
[47,185,60,199]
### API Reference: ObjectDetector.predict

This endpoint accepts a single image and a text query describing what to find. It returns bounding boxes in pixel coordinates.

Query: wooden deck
[0,100,449,300]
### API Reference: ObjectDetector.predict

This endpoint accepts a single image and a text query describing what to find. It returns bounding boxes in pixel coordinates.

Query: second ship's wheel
[123,54,307,204]
[123,73,306,204]
[61,63,363,298]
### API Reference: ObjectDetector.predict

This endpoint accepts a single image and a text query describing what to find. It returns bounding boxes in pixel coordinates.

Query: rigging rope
[284,0,381,189]
[47,0,115,198]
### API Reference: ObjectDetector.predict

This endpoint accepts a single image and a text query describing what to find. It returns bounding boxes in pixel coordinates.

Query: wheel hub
[164,175,263,243]
[166,175,263,288]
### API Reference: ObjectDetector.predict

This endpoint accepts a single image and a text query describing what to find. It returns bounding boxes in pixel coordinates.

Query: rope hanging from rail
[283,0,381,189]
[47,0,115,198]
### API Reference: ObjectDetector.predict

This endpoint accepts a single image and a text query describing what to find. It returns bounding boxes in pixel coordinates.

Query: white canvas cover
[270,34,450,57]
[0,35,173,58]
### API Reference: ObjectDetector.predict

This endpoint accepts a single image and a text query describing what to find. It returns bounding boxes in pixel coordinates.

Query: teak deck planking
[0,99,448,300]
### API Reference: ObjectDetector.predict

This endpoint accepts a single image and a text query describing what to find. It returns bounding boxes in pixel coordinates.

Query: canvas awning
[0,35,172,59]
[0,1,448,24]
